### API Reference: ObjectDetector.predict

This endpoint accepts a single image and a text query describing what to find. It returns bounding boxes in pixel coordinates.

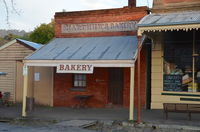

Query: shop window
[73,74,87,88]
[163,42,192,92]
[163,31,200,92]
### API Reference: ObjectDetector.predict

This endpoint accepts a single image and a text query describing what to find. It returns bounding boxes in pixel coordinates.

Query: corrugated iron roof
[0,39,42,51]
[138,11,200,27]
[16,39,43,50]
[26,36,138,60]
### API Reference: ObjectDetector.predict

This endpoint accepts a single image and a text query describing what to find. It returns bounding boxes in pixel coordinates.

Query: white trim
[138,23,200,36]
[129,67,135,120]
[23,60,135,67]
[0,39,16,51]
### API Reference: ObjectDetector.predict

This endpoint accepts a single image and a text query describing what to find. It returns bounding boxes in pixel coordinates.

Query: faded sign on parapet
[61,21,137,33]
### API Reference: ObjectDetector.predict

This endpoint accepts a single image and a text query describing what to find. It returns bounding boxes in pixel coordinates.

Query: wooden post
[137,36,142,123]
[192,30,196,92]
[22,65,28,117]
[129,66,135,120]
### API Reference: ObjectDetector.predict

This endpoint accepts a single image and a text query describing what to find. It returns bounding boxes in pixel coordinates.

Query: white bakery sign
[57,64,94,74]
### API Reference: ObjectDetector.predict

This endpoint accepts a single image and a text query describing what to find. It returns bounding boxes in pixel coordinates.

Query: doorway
[146,43,152,109]
[108,68,124,105]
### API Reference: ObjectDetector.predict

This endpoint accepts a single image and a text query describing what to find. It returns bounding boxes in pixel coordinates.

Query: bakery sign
[61,21,137,33]
[57,64,94,74]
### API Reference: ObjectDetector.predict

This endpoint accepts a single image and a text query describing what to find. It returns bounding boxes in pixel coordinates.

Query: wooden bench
[163,103,200,120]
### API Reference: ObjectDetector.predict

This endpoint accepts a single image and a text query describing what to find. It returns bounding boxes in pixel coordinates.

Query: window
[163,31,200,92]
[73,74,87,88]
[163,41,192,92]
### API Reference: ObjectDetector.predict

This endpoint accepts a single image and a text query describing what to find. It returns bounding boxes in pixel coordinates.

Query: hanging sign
[34,73,40,81]
[23,65,28,75]
[61,21,138,33]
[57,64,94,74]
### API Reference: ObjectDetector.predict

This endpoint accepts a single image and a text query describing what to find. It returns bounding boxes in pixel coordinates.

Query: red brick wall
[164,0,199,3]
[54,7,148,38]
[123,47,147,108]
[54,68,108,107]
[123,68,130,108]
[134,47,147,108]
[53,67,143,108]
[54,59,147,108]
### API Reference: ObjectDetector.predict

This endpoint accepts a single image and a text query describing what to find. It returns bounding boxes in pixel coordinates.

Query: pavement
[1,104,200,131]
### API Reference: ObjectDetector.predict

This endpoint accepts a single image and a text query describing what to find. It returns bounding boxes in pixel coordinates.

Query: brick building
[22,0,148,119]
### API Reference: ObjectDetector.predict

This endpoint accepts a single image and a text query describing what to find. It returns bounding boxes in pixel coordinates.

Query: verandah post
[137,36,142,123]
[129,66,135,120]
[22,65,28,117]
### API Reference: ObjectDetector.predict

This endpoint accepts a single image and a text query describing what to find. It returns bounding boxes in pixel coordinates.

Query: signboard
[23,65,28,75]
[34,73,40,81]
[164,74,182,91]
[57,64,94,74]
[61,21,137,33]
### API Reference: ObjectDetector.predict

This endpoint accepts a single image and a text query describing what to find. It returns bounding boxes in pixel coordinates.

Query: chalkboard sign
[164,74,182,91]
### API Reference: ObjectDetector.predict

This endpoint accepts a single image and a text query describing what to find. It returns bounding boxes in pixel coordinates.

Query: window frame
[163,37,195,92]
[72,74,87,89]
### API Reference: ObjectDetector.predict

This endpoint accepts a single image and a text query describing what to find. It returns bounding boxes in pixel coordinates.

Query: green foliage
[0,31,24,46]
[19,33,31,41]
[29,21,54,44]
[0,37,8,46]
[3,33,20,41]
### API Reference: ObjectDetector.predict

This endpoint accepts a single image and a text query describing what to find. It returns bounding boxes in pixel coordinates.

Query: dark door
[146,43,152,109]
[108,68,124,105]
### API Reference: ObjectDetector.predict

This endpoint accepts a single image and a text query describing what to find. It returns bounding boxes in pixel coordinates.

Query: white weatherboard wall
[16,64,54,106]
[33,67,53,106]
[0,42,34,102]
[151,34,164,109]
[0,61,16,100]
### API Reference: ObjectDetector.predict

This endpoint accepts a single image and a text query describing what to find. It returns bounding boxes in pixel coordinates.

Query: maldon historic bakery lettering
[61,21,137,33]
[57,64,94,74]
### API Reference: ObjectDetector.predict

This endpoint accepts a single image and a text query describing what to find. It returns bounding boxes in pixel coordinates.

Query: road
[0,121,198,132]
[0,122,94,132]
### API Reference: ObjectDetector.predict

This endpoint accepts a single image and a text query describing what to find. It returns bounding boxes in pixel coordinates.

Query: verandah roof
[26,36,137,60]
[25,36,138,67]
[137,11,200,35]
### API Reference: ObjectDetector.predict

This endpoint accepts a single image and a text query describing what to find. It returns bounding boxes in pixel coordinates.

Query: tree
[0,37,8,46]
[29,21,54,44]
[19,33,31,41]
[2,0,20,26]
[4,33,20,41]
[0,33,21,46]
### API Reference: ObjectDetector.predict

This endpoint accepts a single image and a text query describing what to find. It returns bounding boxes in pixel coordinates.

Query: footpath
[1,105,200,132]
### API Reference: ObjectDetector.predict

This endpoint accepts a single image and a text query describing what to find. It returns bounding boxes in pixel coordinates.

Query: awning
[25,36,138,67]
[137,11,200,35]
